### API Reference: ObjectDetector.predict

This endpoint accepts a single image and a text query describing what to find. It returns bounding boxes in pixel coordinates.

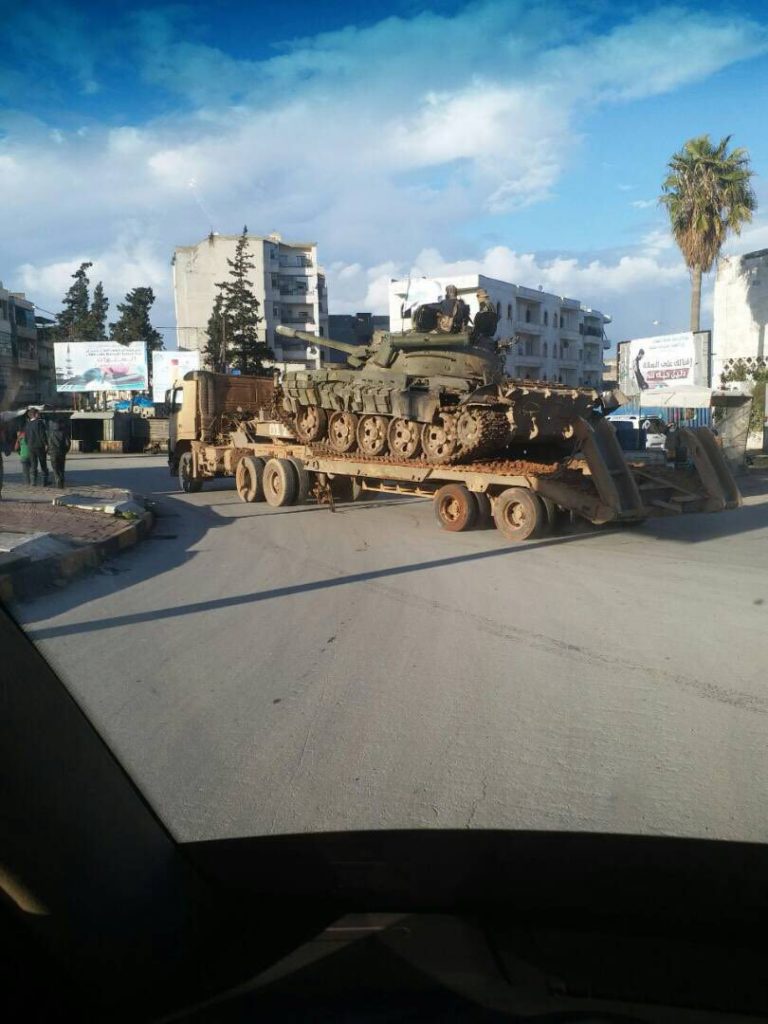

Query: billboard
[54,341,148,392]
[618,331,711,397]
[151,349,201,402]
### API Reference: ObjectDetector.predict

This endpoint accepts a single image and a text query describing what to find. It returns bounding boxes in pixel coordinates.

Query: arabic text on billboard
[54,341,148,392]
[152,350,201,402]
[619,332,696,396]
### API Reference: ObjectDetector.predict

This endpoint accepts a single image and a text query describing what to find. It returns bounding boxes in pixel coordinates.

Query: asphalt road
[8,453,768,843]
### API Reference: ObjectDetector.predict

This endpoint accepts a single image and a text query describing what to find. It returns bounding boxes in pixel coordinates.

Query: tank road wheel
[422,413,459,464]
[433,484,478,532]
[179,451,203,493]
[357,415,389,457]
[295,405,327,443]
[327,411,359,453]
[235,456,265,503]
[387,418,421,460]
[263,458,299,508]
[492,487,546,542]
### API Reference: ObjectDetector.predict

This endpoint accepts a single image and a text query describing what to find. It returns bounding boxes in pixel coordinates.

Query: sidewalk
[0,481,154,602]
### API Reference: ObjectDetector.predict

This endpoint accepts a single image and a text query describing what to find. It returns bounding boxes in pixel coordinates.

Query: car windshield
[2,1,767,849]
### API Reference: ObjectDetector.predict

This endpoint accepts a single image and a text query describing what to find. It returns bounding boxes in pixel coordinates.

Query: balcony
[280,289,317,301]
[278,257,313,273]
[559,327,581,341]
[280,314,316,325]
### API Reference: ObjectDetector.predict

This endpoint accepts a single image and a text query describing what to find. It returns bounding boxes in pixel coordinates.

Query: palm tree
[660,135,756,332]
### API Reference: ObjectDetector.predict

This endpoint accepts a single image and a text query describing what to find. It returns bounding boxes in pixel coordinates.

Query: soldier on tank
[438,284,470,332]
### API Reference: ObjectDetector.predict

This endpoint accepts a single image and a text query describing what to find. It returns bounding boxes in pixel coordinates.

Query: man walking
[14,424,31,484]
[25,408,49,486]
[48,419,71,488]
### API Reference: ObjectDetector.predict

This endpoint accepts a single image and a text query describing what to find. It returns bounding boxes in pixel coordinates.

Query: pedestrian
[15,424,31,485]
[48,418,71,488]
[25,407,49,486]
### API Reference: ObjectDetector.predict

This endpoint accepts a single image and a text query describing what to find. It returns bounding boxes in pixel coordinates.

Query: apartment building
[388,274,610,387]
[0,282,54,407]
[172,232,329,367]
[712,248,768,384]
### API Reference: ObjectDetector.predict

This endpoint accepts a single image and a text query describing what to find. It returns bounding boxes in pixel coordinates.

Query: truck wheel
[538,495,559,535]
[235,456,265,503]
[473,491,493,528]
[433,484,478,532]
[263,458,298,507]
[287,457,311,504]
[492,487,546,541]
[178,451,203,493]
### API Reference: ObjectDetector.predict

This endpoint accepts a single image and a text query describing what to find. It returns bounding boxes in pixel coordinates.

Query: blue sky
[2,0,767,348]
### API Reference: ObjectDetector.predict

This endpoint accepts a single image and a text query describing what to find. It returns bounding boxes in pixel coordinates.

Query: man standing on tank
[48,418,71,488]
[439,284,470,331]
[25,408,49,486]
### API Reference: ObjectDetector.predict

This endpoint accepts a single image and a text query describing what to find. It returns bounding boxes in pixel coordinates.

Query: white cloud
[2,2,767,346]
[631,199,656,209]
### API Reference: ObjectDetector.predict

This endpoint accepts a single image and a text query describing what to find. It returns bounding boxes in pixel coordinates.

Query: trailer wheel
[538,495,558,535]
[492,487,546,542]
[473,491,493,528]
[178,451,203,493]
[433,484,478,532]
[263,458,298,507]
[287,457,311,504]
[235,456,265,503]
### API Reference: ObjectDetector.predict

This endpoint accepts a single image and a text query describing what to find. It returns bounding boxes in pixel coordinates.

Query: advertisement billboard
[151,349,201,402]
[54,341,148,392]
[618,331,711,397]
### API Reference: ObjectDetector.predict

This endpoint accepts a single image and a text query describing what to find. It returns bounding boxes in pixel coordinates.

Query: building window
[543,310,548,326]
[496,302,501,317]
[320,326,324,337]
[507,303,512,320]
[273,305,279,317]
[559,315,564,329]
[543,342,548,357]
[525,308,531,323]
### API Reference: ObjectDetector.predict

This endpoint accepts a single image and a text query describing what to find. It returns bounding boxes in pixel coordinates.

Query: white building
[712,248,768,384]
[172,232,329,366]
[388,274,610,387]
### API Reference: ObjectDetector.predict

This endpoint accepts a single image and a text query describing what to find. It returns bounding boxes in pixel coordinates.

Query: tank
[276,288,607,465]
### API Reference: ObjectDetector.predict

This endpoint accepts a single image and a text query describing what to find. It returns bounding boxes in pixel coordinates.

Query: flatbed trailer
[180,417,742,542]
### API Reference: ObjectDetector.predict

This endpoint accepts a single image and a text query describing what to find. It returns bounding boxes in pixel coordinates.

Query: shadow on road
[27,527,608,640]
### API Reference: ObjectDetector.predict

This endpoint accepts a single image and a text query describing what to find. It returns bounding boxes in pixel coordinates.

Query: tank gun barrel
[276,325,364,357]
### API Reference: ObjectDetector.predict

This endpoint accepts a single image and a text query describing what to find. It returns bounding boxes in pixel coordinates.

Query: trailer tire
[287,457,311,504]
[178,451,203,493]
[433,484,478,532]
[538,495,558,535]
[473,491,493,528]
[492,487,546,542]
[263,458,298,507]
[235,456,265,503]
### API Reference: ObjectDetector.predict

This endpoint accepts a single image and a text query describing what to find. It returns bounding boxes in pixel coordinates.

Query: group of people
[0,409,71,498]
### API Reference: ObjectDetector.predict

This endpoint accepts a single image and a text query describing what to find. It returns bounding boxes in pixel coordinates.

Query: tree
[660,135,756,332]
[53,261,93,339]
[87,281,109,340]
[202,294,228,372]
[215,226,273,373]
[719,358,768,435]
[109,287,164,350]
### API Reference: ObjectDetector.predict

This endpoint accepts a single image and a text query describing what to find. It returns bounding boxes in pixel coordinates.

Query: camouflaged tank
[276,291,606,465]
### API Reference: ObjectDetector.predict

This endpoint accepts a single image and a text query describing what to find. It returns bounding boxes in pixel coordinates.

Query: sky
[2,0,768,351]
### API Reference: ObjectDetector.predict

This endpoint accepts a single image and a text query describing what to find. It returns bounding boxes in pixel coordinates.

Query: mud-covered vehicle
[276,287,617,465]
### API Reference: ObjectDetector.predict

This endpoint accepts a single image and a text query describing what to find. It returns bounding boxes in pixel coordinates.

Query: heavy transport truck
[167,371,742,542]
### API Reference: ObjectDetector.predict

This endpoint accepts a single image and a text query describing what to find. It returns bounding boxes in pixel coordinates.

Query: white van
[607,414,668,450]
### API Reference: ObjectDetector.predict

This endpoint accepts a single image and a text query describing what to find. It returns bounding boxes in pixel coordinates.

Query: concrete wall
[713,249,768,384]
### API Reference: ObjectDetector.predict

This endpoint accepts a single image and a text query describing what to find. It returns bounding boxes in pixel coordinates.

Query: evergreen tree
[54,261,93,339]
[109,287,164,350]
[86,281,109,339]
[202,294,228,372]
[215,227,273,373]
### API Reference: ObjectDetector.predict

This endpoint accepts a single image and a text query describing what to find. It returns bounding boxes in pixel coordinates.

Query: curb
[0,507,155,604]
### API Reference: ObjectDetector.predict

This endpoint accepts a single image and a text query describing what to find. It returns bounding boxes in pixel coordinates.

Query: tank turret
[274,286,605,465]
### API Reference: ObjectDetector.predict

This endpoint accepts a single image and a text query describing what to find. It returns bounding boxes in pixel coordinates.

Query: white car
[607,414,668,450]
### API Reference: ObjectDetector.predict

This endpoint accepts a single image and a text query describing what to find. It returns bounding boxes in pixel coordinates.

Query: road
[8,453,768,843]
